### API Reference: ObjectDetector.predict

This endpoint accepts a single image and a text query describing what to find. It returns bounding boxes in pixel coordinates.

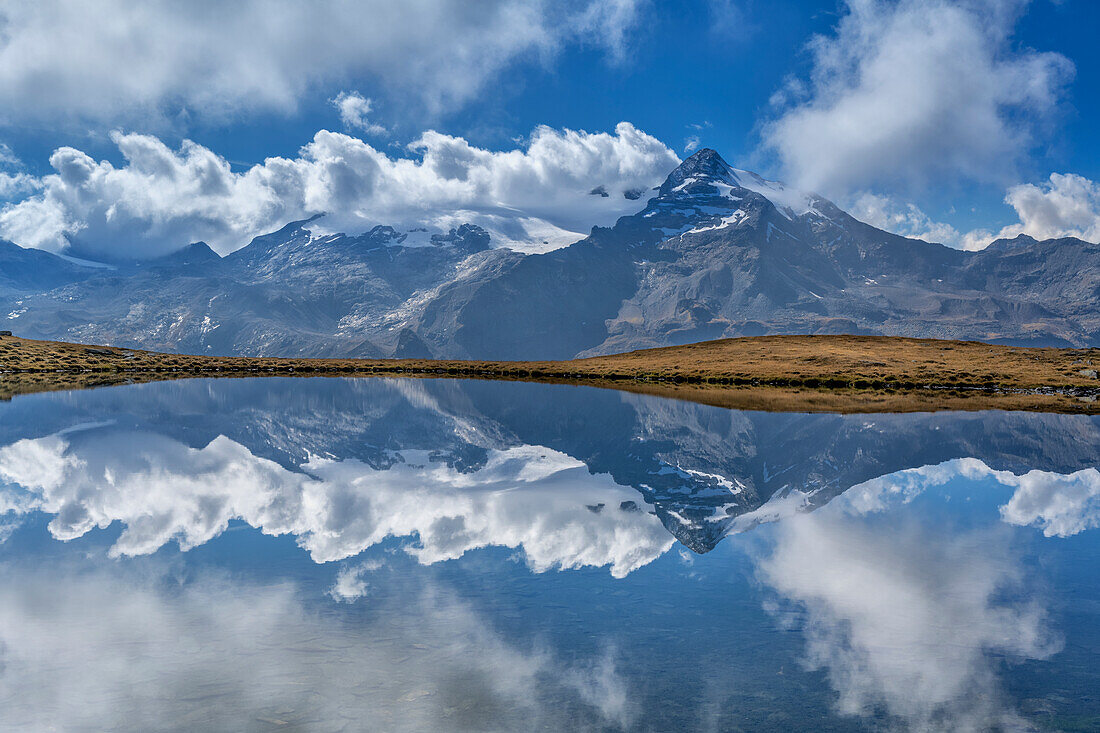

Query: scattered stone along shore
[2,333,1099,413]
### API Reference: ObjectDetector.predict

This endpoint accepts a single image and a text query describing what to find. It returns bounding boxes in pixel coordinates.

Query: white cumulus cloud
[0,143,38,201]
[0,123,678,258]
[850,172,1100,250]
[0,143,18,167]
[997,172,1100,243]
[0,0,644,125]
[847,192,994,250]
[332,91,386,136]
[763,0,1073,196]
[849,193,971,246]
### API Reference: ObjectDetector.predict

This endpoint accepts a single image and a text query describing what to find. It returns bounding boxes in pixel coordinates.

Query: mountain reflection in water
[1,377,1098,731]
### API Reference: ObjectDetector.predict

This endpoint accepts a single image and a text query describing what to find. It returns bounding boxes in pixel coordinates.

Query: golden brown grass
[2,333,1099,413]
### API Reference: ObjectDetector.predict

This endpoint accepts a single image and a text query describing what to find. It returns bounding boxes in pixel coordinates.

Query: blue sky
[0,0,1098,259]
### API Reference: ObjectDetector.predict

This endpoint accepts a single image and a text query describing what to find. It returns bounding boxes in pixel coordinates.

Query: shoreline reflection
[0,377,1098,731]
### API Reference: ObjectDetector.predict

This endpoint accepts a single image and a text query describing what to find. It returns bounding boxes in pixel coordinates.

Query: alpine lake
[1,376,1099,732]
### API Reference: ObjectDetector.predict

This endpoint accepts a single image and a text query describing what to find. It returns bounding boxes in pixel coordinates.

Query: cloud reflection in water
[0,563,633,731]
[0,428,674,577]
[3,405,1100,731]
[759,461,1073,732]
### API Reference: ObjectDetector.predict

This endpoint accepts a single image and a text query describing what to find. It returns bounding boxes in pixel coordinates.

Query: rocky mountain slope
[0,239,101,297]
[3,148,1099,357]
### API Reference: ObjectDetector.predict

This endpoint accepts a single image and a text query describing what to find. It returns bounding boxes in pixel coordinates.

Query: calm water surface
[1,377,1099,732]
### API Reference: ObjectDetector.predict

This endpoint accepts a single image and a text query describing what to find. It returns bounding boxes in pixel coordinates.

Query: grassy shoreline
[3,334,1100,413]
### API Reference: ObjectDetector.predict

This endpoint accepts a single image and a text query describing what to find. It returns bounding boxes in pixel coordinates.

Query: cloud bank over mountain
[0,123,678,258]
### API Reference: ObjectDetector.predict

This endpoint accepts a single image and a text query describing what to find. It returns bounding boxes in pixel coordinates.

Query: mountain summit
[3,150,1100,357]
[655,148,822,219]
[660,148,731,188]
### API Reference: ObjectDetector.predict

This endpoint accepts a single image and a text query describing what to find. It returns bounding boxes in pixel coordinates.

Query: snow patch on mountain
[687,210,748,234]
[477,216,584,254]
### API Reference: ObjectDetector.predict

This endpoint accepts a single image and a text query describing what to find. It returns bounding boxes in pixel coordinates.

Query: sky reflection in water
[1,377,1098,732]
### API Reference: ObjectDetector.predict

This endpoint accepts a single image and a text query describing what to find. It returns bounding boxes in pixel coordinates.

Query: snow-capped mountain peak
[616,149,834,244]
[658,148,821,221]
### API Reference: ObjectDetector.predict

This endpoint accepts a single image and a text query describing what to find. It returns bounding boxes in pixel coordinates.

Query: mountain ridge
[2,148,1099,357]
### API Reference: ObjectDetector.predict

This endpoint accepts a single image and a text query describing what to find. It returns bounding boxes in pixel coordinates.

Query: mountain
[3,148,1100,356]
[0,239,103,297]
[2,219,513,356]
[405,149,1092,358]
[149,241,221,268]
